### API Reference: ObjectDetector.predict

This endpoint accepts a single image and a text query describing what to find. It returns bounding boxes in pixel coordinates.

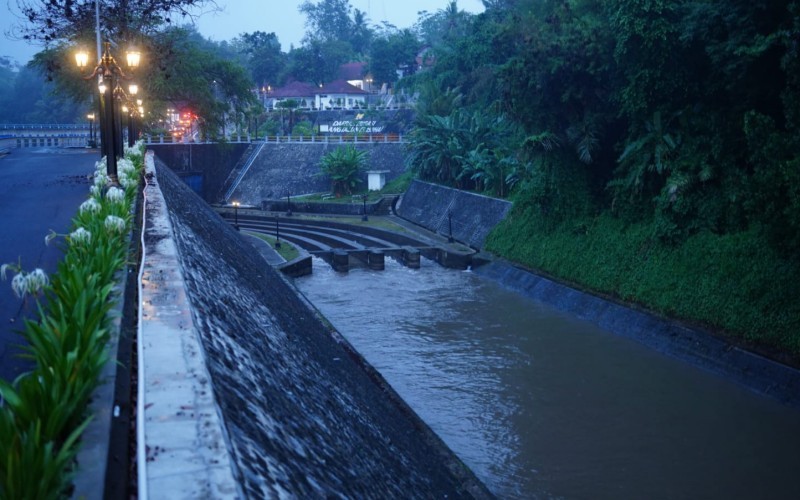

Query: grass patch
[380,171,413,194]
[247,232,300,261]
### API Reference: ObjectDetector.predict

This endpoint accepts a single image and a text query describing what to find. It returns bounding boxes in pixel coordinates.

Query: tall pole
[127,109,132,147]
[95,0,101,63]
[275,215,281,249]
[362,195,368,222]
[448,211,454,243]
[101,77,119,183]
[114,91,124,157]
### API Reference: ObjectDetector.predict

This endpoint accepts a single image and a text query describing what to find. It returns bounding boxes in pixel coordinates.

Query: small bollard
[367,249,385,270]
[402,247,421,269]
[332,249,349,272]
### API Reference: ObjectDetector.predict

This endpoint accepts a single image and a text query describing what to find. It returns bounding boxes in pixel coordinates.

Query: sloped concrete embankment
[392,180,800,406]
[229,142,407,205]
[396,180,512,250]
[150,156,490,498]
[473,260,800,408]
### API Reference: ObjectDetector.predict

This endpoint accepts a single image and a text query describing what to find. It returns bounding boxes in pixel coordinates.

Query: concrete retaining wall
[230,142,407,205]
[150,143,250,201]
[153,157,489,498]
[396,180,512,250]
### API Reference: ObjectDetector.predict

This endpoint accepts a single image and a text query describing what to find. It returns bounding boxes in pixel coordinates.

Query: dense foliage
[319,145,369,197]
[406,0,800,358]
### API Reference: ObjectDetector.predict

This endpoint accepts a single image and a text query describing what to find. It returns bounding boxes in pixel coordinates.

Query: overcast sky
[1,0,484,66]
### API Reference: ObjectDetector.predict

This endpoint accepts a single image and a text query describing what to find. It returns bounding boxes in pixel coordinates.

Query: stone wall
[150,143,250,201]
[230,142,407,205]
[153,158,489,498]
[396,180,512,250]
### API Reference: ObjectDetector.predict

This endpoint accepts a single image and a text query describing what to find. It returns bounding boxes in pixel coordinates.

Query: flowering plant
[0,142,145,497]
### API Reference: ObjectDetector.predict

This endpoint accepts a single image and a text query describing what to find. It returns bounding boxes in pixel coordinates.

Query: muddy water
[294,257,800,499]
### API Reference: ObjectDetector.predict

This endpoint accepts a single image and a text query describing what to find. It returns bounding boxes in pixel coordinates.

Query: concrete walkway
[137,152,240,498]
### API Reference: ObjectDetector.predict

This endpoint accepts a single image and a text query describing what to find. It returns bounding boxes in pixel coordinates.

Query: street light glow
[75,50,89,69]
[126,49,141,69]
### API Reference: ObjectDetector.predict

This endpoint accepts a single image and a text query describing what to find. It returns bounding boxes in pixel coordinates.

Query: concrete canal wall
[473,260,800,408]
[396,180,512,250]
[229,142,407,205]
[149,157,489,498]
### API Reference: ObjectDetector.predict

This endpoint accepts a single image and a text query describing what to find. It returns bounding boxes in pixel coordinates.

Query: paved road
[0,147,97,382]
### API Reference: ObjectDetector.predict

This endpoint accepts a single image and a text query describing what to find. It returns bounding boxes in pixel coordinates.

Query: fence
[143,133,406,145]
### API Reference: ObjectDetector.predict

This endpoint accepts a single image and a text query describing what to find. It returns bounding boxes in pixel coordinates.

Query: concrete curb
[137,152,241,498]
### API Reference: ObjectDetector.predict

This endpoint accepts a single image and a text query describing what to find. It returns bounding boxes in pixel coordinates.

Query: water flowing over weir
[294,256,800,499]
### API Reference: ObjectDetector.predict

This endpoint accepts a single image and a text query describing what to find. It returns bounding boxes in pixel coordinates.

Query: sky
[1,0,485,66]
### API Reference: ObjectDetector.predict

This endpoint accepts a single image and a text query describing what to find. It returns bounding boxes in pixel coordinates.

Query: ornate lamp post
[75,42,140,185]
[232,201,240,230]
[86,113,96,147]
[126,84,139,147]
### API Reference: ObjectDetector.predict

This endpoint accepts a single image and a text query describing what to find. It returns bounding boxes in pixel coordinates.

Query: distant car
[0,147,11,157]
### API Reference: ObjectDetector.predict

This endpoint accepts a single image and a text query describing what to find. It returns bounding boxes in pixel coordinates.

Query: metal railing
[144,133,405,145]
[223,141,267,203]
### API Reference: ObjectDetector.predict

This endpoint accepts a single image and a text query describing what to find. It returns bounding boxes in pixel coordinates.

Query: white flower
[27,268,49,292]
[105,187,126,204]
[119,172,138,189]
[69,227,92,245]
[80,198,101,214]
[118,158,136,175]
[9,268,49,298]
[90,184,102,198]
[94,169,109,188]
[45,230,57,246]
[0,263,10,280]
[11,273,26,298]
[104,215,127,233]
[95,157,107,173]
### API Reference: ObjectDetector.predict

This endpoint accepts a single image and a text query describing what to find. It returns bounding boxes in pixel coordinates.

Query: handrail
[223,141,266,202]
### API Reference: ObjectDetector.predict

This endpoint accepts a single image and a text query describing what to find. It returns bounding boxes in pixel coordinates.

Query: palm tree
[320,145,369,196]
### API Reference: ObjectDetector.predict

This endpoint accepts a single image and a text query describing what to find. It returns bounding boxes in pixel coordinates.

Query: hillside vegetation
[403,1,800,361]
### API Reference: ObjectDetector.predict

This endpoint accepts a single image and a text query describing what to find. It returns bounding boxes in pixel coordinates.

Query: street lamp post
[232,201,240,230]
[448,211,454,243]
[87,113,95,148]
[275,215,281,249]
[286,192,292,216]
[75,41,140,185]
[362,194,368,222]
[127,84,139,147]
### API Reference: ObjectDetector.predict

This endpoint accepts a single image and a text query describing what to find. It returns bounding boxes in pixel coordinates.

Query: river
[294,257,800,499]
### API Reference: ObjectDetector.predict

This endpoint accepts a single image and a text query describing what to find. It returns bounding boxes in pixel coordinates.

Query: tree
[235,31,285,87]
[350,9,373,56]
[299,0,354,44]
[9,0,214,45]
[285,39,351,84]
[319,145,368,197]
[369,27,421,86]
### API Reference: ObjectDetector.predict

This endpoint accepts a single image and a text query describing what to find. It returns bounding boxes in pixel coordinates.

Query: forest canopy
[406,0,800,257]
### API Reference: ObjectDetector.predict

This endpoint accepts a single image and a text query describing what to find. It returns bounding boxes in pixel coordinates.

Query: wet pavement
[0,147,96,382]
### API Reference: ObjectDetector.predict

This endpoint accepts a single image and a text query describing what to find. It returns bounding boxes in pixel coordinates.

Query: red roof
[338,62,367,81]
[318,80,368,95]
[269,81,319,98]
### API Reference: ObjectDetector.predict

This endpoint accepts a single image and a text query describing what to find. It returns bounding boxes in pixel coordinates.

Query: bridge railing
[0,124,88,130]
[144,133,405,145]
